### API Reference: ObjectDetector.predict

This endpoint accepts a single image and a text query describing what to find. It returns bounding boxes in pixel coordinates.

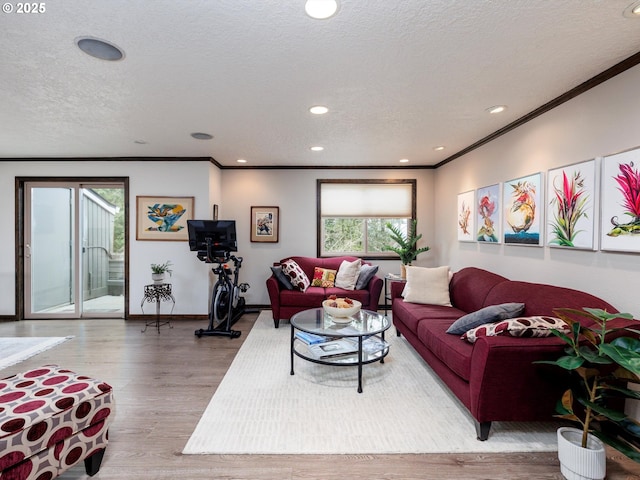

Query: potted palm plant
[535,307,640,480]
[384,219,430,278]
[151,260,173,283]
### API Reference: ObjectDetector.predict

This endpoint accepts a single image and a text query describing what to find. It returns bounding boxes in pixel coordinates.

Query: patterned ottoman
[0,365,115,480]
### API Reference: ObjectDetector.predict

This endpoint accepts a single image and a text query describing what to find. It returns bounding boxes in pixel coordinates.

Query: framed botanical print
[600,148,640,252]
[476,183,501,243]
[250,206,279,243]
[503,172,543,246]
[136,196,194,241]
[457,190,475,242]
[546,159,597,250]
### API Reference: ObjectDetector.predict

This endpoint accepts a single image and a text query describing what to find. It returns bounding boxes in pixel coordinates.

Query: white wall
[0,161,433,315]
[433,64,640,317]
[0,160,213,316]
[221,168,435,306]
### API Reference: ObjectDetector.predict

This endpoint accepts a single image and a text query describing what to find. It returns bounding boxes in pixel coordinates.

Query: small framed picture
[136,196,194,241]
[250,206,279,243]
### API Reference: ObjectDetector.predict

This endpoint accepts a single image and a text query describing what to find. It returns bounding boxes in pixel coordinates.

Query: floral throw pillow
[311,267,337,288]
[281,259,310,292]
[462,316,569,344]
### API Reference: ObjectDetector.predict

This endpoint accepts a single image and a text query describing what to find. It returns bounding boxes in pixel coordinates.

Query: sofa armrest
[468,336,566,422]
[266,275,282,324]
[390,280,405,300]
[366,275,384,311]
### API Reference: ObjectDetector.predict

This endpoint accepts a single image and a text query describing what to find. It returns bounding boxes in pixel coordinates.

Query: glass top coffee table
[290,308,390,393]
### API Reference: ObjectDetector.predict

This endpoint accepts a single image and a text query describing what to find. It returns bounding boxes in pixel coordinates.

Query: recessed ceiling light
[399,158,409,163]
[486,105,507,114]
[310,146,324,151]
[76,37,124,61]
[237,159,247,163]
[191,132,213,140]
[623,1,640,17]
[309,105,329,115]
[433,146,445,151]
[305,0,339,19]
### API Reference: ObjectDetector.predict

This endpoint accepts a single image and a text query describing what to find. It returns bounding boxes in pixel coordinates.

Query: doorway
[21,179,128,319]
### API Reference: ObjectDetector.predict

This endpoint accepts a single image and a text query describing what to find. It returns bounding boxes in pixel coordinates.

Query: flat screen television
[187,220,237,259]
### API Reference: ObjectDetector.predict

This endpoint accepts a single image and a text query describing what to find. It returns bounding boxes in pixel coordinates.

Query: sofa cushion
[311,267,337,287]
[449,267,509,313]
[281,259,310,292]
[335,258,361,290]
[355,264,379,290]
[279,287,326,308]
[393,299,465,333]
[462,316,569,343]
[446,302,525,335]
[402,266,452,306]
[416,318,474,381]
[483,281,618,321]
[270,266,294,290]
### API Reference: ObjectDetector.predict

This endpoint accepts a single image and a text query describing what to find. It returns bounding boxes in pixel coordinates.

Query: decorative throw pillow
[270,266,294,290]
[401,266,452,306]
[446,302,525,335]
[281,259,310,292]
[334,258,362,290]
[311,267,337,287]
[462,316,569,344]
[355,264,379,290]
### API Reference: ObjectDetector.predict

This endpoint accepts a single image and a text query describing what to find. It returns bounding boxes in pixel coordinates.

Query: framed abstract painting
[546,159,597,250]
[136,196,194,241]
[476,183,501,243]
[457,190,475,242]
[502,172,543,246]
[600,148,640,252]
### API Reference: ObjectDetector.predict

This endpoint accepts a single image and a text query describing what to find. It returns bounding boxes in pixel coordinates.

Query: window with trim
[317,179,416,258]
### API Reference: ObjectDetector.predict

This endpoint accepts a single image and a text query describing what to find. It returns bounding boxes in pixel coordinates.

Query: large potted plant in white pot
[383,219,430,278]
[535,307,640,480]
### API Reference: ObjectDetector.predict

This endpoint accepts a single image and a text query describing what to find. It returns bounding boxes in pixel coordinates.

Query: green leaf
[601,343,640,377]
[592,430,640,463]
[578,397,627,422]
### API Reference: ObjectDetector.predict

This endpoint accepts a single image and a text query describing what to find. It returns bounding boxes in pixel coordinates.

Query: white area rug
[183,311,558,455]
[0,337,73,371]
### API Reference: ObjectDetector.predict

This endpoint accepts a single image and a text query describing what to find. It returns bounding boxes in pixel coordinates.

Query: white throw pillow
[334,258,362,290]
[402,265,452,306]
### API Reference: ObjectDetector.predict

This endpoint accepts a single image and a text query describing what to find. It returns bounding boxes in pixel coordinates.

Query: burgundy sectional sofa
[391,266,637,440]
[266,256,383,328]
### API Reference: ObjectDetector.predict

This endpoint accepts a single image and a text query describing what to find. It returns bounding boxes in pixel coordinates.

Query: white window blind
[320,183,412,217]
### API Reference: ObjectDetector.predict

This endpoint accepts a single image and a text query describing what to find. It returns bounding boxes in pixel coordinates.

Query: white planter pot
[151,273,166,284]
[557,427,606,480]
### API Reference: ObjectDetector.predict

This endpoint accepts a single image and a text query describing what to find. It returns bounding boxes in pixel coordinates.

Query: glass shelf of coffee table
[289,307,390,393]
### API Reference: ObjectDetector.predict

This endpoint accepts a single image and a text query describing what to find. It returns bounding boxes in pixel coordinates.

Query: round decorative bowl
[322,299,362,318]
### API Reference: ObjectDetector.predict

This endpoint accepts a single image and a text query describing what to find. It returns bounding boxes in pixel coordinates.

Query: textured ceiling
[1,0,640,167]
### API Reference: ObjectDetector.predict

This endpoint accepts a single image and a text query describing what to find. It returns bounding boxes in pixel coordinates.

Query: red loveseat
[266,256,383,328]
[391,266,638,441]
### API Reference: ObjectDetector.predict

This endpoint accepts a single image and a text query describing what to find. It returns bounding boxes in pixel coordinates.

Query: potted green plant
[535,307,640,480]
[151,260,173,283]
[383,219,430,278]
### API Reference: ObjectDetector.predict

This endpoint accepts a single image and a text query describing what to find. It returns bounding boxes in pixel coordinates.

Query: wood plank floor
[1,313,639,480]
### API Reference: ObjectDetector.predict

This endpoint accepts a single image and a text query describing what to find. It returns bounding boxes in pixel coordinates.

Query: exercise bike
[195,246,250,339]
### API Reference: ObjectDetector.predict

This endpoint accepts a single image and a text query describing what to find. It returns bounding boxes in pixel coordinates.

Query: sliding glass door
[24,182,125,318]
